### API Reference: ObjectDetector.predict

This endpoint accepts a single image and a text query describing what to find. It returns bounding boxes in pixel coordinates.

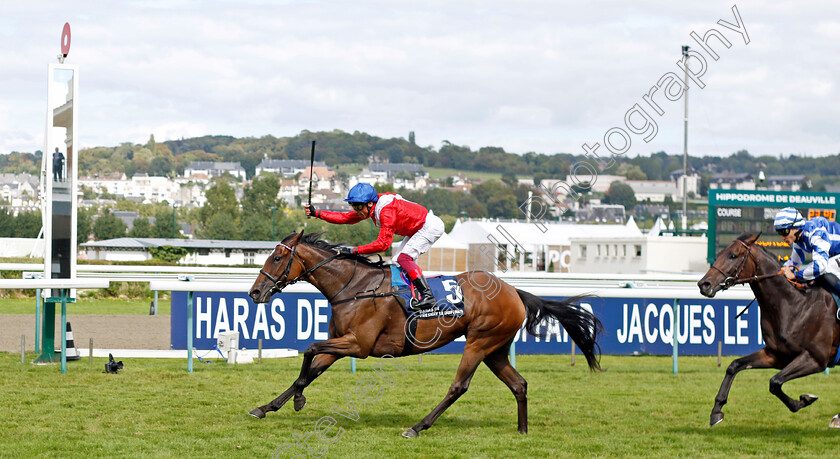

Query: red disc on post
[61,23,71,56]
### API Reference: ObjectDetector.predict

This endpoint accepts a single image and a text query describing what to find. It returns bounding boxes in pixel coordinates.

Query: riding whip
[307,140,315,218]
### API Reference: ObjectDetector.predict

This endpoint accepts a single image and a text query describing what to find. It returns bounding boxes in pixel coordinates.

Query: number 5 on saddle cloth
[390,266,466,319]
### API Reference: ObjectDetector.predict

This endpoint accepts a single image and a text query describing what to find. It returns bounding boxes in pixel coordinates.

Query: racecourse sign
[171,291,762,356]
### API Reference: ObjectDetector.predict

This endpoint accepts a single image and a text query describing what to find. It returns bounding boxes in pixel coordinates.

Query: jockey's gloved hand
[336,246,356,256]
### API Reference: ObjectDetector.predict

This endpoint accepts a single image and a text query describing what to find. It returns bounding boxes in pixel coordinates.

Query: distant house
[255,159,327,178]
[300,166,336,191]
[766,175,810,192]
[668,169,701,197]
[709,173,755,190]
[625,180,678,202]
[368,163,427,179]
[573,204,626,223]
[81,238,277,265]
[0,173,39,207]
[184,161,246,180]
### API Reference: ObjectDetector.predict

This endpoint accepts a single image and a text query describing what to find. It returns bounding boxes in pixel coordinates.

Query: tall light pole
[171,203,177,238]
[681,45,690,233]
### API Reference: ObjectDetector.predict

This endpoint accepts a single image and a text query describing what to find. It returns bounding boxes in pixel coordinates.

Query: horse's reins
[260,242,405,305]
[260,242,340,294]
[710,238,806,318]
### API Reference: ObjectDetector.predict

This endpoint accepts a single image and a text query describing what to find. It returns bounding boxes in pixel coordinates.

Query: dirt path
[0,314,170,352]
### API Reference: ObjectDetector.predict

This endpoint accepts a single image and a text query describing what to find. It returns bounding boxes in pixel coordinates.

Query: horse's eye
[274,256,281,262]
[729,253,738,259]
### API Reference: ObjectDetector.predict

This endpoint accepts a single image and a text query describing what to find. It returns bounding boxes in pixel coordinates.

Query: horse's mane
[282,231,389,268]
[737,232,782,268]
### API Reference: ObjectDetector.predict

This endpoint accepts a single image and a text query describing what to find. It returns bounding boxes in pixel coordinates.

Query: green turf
[0,298,171,315]
[2,353,840,457]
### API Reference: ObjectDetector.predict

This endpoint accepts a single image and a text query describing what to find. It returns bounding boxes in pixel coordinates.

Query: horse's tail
[516,289,602,371]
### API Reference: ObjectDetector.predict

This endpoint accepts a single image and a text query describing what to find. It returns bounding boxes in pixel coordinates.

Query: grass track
[0,298,171,315]
[2,353,840,457]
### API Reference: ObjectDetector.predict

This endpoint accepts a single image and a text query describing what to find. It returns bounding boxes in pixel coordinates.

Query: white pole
[681,45,689,232]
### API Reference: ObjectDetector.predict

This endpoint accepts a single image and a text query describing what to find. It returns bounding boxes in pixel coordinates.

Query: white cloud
[0,1,838,159]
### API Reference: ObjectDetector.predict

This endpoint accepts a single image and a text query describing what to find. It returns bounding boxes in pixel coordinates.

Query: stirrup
[410,295,435,311]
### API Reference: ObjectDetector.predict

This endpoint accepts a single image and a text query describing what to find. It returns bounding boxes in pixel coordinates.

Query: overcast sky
[1,1,838,160]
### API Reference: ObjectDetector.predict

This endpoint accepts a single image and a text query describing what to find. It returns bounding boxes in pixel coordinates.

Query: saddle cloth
[826,289,840,367]
[389,266,466,319]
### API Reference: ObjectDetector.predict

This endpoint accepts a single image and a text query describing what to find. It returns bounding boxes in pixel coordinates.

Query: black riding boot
[410,276,436,310]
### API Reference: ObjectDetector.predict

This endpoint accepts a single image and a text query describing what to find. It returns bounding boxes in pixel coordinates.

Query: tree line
[4,131,839,189]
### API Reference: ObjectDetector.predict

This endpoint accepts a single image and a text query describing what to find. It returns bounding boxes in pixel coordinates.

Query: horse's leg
[768,351,824,413]
[289,336,369,411]
[250,334,363,419]
[482,342,528,434]
[402,342,486,438]
[710,348,775,426]
[249,353,340,418]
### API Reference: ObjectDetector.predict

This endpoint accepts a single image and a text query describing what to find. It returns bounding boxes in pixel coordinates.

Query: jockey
[304,183,445,310]
[774,207,840,295]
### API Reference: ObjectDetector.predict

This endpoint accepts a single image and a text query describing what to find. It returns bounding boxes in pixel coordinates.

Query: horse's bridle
[260,242,341,294]
[259,242,399,305]
[709,239,784,291]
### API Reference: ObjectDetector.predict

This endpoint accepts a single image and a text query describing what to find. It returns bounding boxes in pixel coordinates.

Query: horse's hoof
[294,395,307,412]
[830,414,840,428]
[401,428,419,438]
[710,412,724,426]
[800,393,819,408]
[248,408,265,419]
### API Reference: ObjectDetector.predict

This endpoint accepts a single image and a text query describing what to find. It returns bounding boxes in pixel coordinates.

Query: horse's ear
[289,230,304,245]
[745,232,761,245]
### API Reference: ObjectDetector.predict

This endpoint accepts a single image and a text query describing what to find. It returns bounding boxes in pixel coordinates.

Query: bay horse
[697,232,840,427]
[247,231,602,437]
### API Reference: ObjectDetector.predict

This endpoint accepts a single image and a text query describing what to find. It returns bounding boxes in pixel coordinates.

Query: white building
[446,218,643,273]
[255,159,326,178]
[79,172,129,198]
[0,173,39,207]
[184,161,246,180]
[569,218,708,274]
[625,180,678,202]
[710,173,755,190]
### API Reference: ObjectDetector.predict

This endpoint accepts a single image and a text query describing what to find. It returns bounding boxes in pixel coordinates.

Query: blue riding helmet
[344,183,379,203]
[773,207,805,230]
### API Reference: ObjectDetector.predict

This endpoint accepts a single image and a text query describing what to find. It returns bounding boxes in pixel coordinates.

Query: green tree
[616,163,647,180]
[93,211,127,240]
[205,213,239,240]
[200,180,239,228]
[11,211,41,238]
[149,245,188,263]
[77,207,93,242]
[0,208,15,237]
[487,194,518,218]
[148,157,173,176]
[152,208,178,238]
[471,180,511,204]
[604,181,637,210]
[129,217,154,238]
[242,174,282,215]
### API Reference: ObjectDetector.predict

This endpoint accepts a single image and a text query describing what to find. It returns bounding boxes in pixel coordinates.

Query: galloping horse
[248,231,602,437]
[698,232,840,427]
